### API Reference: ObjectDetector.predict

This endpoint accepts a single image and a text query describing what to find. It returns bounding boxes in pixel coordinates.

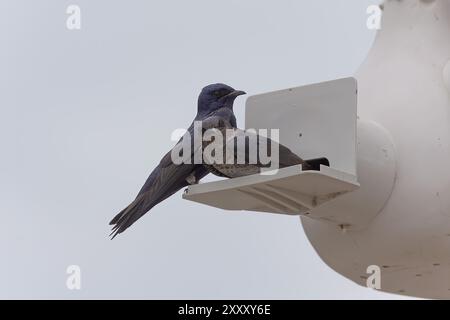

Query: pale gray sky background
[0,0,408,299]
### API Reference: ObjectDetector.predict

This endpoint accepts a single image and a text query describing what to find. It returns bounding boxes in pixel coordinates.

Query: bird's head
[197,83,246,116]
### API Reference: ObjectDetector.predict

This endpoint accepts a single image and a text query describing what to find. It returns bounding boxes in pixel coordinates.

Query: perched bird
[109,83,246,238]
[202,126,312,178]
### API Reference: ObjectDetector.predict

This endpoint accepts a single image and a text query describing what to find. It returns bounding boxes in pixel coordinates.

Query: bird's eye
[213,90,222,97]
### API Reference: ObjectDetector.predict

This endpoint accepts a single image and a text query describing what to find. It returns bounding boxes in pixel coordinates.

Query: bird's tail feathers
[109,194,155,239]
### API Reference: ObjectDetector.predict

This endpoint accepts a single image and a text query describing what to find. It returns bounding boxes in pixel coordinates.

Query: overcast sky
[0,0,410,299]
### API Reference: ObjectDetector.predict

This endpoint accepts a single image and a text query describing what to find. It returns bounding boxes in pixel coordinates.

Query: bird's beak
[233,90,246,96]
[226,90,246,98]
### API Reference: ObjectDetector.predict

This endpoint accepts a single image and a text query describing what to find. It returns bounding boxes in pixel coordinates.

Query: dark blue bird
[109,83,246,238]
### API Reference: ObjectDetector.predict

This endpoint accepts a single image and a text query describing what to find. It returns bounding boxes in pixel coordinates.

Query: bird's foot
[186,174,198,185]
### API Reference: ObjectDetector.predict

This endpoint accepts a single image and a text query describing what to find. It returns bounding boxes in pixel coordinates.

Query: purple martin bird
[109,83,246,238]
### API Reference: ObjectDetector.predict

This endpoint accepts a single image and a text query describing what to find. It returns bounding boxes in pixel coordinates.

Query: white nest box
[185,0,450,299]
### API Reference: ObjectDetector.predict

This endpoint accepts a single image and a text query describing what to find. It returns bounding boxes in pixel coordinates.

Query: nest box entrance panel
[246,77,357,175]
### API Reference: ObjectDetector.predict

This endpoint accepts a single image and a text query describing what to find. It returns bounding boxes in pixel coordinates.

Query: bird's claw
[186,174,198,185]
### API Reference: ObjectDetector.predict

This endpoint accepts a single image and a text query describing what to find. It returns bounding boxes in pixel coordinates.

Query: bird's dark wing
[110,114,236,238]
[109,133,207,238]
[278,142,309,168]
